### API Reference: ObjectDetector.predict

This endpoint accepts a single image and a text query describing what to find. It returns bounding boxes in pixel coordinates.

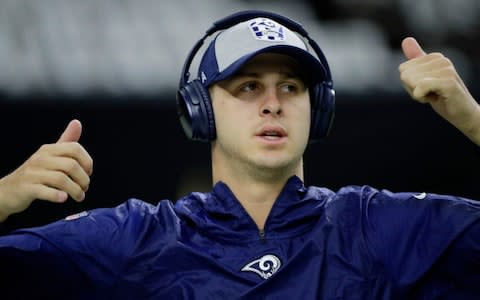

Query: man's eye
[239,82,258,93]
[280,84,298,93]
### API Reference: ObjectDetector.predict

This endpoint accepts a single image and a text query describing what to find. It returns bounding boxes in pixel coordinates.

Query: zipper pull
[259,229,266,242]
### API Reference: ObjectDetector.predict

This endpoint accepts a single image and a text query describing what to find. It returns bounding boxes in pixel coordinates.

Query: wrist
[0,178,10,223]
[0,200,8,223]
[464,102,480,146]
[453,94,480,146]
[0,212,6,223]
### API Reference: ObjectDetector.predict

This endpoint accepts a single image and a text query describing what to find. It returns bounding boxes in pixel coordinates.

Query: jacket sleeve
[0,198,156,299]
[362,187,480,296]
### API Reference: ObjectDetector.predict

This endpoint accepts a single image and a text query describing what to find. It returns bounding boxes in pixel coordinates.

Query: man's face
[210,53,311,175]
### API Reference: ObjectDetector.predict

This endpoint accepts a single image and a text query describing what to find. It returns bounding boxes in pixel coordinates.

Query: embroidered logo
[241,254,282,279]
[413,192,427,200]
[248,18,285,42]
[65,210,89,221]
[200,71,207,84]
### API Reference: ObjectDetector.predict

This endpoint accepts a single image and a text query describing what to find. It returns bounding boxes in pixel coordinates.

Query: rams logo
[241,254,282,279]
[248,18,285,42]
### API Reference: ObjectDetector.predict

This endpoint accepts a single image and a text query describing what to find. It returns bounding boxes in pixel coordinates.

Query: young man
[0,10,479,299]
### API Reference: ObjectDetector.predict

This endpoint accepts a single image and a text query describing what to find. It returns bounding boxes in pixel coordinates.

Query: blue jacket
[1,176,479,299]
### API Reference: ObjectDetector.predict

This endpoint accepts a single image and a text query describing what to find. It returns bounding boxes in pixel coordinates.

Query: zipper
[259,229,266,242]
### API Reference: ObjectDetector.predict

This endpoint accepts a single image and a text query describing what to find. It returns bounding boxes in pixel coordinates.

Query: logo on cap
[248,18,285,42]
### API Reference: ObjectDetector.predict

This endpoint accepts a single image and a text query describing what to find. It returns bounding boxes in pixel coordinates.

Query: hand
[399,37,480,145]
[0,120,93,222]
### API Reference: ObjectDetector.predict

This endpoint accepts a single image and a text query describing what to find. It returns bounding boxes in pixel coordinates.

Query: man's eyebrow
[231,71,303,79]
[230,72,259,79]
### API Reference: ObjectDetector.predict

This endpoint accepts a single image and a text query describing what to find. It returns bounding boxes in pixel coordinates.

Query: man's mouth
[256,126,287,141]
[261,131,284,139]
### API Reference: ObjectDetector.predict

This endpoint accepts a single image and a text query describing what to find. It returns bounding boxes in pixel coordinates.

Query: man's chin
[250,155,300,173]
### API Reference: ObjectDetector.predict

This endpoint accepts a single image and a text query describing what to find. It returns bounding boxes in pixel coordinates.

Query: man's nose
[260,89,282,117]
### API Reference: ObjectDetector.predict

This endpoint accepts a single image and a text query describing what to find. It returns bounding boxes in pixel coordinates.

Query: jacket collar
[174,176,330,241]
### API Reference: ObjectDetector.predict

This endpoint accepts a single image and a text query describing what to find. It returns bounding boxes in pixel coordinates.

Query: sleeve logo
[65,210,89,221]
[413,192,427,200]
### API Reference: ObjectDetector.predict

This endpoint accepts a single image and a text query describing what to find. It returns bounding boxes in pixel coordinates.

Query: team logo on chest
[241,254,282,279]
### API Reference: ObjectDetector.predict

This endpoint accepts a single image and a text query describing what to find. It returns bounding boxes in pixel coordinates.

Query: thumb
[402,37,426,60]
[57,119,82,143]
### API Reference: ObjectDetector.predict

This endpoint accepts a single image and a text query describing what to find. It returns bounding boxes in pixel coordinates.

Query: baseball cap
[197,17,328,87]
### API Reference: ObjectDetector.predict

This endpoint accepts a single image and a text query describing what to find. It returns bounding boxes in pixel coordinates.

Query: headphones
[177,10,335,143]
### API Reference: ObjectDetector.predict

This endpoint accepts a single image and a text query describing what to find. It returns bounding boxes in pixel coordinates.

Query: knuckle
[446,78,459,91]
[38,144,49,152]
[399,71,409,83]
[52,172,69,187]
[445,66,456,77]
[73,189,83,200]
[71,142,83,154]
[22,168,36,179]
[417,78,430,88]
[430,52,445,59]
[65,159,80,173]
[72,185,85,200]
[79,176,90,191]
[87,156,94,168]
[63,142,79,155]
[28,153,44,166]
[38,143,55,153]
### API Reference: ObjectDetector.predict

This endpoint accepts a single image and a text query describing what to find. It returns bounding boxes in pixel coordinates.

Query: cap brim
[206,45,327,86]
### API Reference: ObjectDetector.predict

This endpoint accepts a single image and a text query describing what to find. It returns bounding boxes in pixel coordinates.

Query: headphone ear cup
[309,83,335,142]
[176,79,216,142]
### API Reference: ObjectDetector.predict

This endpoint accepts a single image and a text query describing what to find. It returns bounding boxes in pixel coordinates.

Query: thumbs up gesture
[399,37,480,145]
[0,120,93,222]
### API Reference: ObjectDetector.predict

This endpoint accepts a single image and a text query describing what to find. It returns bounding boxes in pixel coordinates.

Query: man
[0,10,479,299]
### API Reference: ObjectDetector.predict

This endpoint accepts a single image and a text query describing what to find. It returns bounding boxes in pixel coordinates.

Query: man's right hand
[0,120,93,222]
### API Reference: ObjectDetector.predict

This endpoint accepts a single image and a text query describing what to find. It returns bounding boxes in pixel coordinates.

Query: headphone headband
[211,11,307,35]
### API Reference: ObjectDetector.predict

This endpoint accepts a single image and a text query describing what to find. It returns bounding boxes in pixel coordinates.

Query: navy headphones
[177,10,335,143]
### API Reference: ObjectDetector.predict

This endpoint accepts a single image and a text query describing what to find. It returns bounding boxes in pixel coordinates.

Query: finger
[63,144,93,177]
[399,52,444,74]
[402,37,426,60]
[402,67,454,92]
[412,78,455,103]
[37,143,94,176]
[30,155,91,191]
[401,82,414,99]
[401,54,451,78]
[30,184,69,203]
[399,54,452,96]
[33,169,86,202]
[57,119,82,143]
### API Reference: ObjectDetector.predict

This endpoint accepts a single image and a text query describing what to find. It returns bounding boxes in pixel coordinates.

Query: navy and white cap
[198,17,327,87]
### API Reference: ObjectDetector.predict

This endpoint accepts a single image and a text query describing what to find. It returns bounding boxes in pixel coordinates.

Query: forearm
[452,97,480,146]
[464,104,480,146]
[0,178,12,223]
